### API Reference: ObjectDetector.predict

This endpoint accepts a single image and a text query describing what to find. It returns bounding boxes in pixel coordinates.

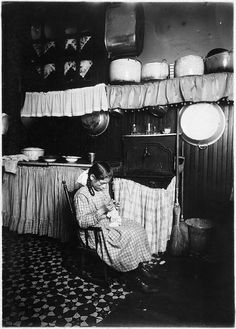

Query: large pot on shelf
[109,58,141,83]
[174,55,204,77]
[141,60,169,81]
[204,50,233,73]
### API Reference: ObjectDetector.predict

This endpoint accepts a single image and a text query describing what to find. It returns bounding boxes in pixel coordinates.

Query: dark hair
[87,161,113,196]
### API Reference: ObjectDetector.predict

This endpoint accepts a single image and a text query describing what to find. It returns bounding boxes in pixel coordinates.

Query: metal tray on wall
[179,103,226,149]
[104,2,144,58]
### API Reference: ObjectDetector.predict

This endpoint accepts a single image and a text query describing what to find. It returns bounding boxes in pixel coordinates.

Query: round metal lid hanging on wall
[179,103,226,149]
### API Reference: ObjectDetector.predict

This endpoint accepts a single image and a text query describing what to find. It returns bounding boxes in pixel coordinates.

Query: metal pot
[174,55,204,77]
[206,48,228,57]
[179,103,226,149]
[104,3,144,57]
[204,50,233,73]
[81,111,110,136]
[141,60,169,81]
[109,58,141,83]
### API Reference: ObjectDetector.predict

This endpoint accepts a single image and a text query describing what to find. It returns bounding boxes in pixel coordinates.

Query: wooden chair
[62,180,111,286]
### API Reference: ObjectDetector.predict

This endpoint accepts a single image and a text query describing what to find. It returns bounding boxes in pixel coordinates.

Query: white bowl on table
[21,147,45,161]
[63,156,81,163]
[41,155,58,163]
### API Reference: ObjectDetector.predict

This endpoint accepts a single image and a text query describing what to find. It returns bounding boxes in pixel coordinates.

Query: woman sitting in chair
[74,161,159,293]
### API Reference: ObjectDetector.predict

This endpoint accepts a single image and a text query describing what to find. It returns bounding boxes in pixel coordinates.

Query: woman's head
[88,162,113,192]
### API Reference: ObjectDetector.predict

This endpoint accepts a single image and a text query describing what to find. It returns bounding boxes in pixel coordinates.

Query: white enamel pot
[109,58,141,83]
[174,55,204,77]
[141,60,169,81]
[21,147,45,160]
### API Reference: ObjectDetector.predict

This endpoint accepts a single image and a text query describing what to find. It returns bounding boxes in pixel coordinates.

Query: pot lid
[179,103,226,148]
[81,111,110,136]
[149,106,168,118]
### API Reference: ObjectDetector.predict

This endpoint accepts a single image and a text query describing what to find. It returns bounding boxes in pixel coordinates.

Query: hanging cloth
[21,83,108,117]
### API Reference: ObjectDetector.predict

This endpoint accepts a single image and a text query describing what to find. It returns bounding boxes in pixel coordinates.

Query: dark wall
[2,1,109,155]
[183,103,233,221]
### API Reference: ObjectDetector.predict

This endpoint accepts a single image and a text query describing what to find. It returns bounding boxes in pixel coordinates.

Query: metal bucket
[186,218,214,255]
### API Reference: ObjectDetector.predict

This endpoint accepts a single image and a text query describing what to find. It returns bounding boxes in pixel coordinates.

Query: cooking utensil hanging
[148,105,168,118]
[81,111,110,137]
[104,2,144,58]
[179,103,226,149]
[170,108,189,256]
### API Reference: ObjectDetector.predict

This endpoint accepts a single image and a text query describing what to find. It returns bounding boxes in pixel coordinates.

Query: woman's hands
[113,200,120,210]
[105,200,115,212]
[97,199,115,220]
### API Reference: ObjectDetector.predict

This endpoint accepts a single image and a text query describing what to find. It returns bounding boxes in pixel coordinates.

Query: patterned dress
[74,186,152,272]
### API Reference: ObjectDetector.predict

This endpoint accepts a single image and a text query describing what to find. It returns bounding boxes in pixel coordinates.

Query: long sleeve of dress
[74,193,100,228]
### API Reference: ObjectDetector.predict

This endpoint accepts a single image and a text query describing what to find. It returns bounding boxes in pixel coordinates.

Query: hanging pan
[179,103,226,149]
[81,111,110,137]
[149,105,168,118]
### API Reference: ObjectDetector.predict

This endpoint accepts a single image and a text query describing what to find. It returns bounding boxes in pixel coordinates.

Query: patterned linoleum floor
[2,227,133,327]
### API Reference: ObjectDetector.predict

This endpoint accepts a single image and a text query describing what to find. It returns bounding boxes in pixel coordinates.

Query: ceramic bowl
[41,155,58,163]
[63,156,81,163]
[21,147,45,161]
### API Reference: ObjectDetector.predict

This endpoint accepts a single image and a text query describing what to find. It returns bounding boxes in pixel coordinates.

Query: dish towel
[2,155,29,174]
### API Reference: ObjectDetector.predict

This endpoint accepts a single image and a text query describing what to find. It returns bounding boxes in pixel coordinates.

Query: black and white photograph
[2,1,234,327]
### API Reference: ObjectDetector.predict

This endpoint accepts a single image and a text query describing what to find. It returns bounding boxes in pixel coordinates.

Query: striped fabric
[2,166,83,241]
[74,186,152,272]
[113,178,176,254]
[2,167,175,255]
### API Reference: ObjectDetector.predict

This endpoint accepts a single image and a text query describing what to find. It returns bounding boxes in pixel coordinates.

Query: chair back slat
[62,181,76,217]
[62,180,109,285]
[62,180,102,250]
[94,230,101,251]
[84,230,89,247]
